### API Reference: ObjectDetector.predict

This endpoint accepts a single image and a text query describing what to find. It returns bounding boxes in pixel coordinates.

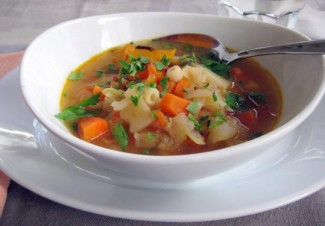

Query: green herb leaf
[226,92,247,111]
[151,110,157,118]
[95,70,104,77]
[118,56,149,83]
[148,82,157,88]
[68,71,83,81]
[79,94,101,107]
[186,100,199,115]
[209,112,227,128]
[179,53,196,66]
[200,55,231,79]
[188,113,202,132]
[162,42,173,49]
[183,44,193,51]
[130,95,140,106]
[203,83,210,88]
[143,149,151,155]
[212,91,218,102]
[55,94,101,121]
[160,76,168,95]
[154,55,171,71]
[113,123,129,150]
[107,64,118,74]
[154,62,165,70]
[147,132,157,142]
[161,55,171,66]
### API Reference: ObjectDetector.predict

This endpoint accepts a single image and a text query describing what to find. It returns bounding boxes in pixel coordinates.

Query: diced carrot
[78,117,109,141]
[155,71,164,83]
[160,93,190,117]
[147,62,158,75]
[93,84,103,94]
[156,110,168,127]
[173,78,190,98]
[167,81,176,93]
[123,44,136,59]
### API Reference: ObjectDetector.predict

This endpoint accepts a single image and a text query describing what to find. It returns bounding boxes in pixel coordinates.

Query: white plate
[1,67,325,222]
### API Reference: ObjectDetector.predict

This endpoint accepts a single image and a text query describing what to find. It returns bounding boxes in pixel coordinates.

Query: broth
[57,36,282,155]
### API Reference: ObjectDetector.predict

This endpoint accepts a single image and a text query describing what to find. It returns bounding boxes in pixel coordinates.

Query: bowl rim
[20,12,325,165]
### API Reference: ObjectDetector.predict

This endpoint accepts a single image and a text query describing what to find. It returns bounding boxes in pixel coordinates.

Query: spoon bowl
[157,33,325,64]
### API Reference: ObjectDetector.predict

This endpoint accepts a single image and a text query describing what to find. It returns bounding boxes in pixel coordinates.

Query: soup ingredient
[78,117,109,141]
[160,93,190,117]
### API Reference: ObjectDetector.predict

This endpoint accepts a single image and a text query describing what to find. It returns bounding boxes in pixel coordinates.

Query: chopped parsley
[147,132,157,142]
[118,56,149,83]
[209,112,227,128]
[186,100,199,115]
[226,92,247,111]
[179,53,196,66]
[130,95,140,106]
[188,113,202,132]
[95,70,104,77]
[113,123,129,150]
[154,55,171,70]
[212,92,218,102]
[68,71,83,81]
[107,64,118,74]
[55,94,100,121]
[183,44,193,51]
[200,55,231,79]
[160,76,168,95]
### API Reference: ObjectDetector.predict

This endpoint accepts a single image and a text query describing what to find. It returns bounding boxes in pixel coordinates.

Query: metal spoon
[156,33,325,64]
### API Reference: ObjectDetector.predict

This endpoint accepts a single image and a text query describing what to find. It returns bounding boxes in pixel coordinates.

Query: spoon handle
[235,39,325,60]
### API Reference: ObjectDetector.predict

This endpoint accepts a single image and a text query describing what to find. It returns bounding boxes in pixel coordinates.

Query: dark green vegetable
[55,94,101,121]
[113,123,129,150]
[226,92,248,111]
[200,56,231,79]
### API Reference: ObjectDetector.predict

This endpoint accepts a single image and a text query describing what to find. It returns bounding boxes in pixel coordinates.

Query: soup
[56,36,282,155]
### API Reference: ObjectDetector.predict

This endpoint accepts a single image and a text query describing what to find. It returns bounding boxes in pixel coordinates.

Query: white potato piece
[134,132,159,149]
[168,113,205,145]
[207,119,238,144]
[119,99,155,132]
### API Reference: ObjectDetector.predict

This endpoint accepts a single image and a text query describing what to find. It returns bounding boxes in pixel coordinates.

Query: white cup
[217,0,306,28]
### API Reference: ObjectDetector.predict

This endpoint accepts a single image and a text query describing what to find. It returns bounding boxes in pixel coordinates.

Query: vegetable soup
[56,36,282,155]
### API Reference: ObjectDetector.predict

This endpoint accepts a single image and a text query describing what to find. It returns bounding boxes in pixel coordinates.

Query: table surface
[1,0,325,225]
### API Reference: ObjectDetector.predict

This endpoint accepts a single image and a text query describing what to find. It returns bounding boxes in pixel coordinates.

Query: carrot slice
[160,93,190,117]
[173,78,190,98]
[78,117,109,141]
[156,110,168,127]
[92,84,103,94]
